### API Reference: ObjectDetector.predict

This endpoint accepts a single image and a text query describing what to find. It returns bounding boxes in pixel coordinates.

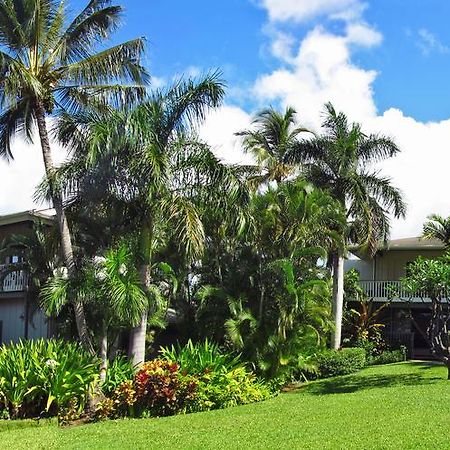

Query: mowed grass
[3,361,450,450]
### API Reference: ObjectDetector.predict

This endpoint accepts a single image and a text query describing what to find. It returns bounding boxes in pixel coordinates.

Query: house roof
[0,209,55,227]
[350,236,445,258]
[384,237,445,251]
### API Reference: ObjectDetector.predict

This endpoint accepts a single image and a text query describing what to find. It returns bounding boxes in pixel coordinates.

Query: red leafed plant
[134,360,197,416]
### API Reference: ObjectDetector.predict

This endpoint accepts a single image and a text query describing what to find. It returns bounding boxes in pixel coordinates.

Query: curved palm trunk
[35,102,94,354]
[331,251,344,349]
[128,264,149,366]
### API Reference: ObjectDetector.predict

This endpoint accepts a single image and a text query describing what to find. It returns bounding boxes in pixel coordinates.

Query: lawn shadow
[291,363,444,395]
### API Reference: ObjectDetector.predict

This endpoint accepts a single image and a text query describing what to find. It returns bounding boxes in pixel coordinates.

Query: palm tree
[41,243,150,381]
[286,102,406,349]
[236,107,310,188]
[423,214,450,247]
[51,73,247,365]
[0,0,148,351]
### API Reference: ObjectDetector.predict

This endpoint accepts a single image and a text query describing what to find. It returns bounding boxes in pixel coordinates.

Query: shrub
[95,357,271,420]
[370,348,406,366]
[316,347,366,378]
[101,356,135,396]
[195,367,271,411]
[159,339,241,375]
[133,360,197,417]
[0,339,98,419]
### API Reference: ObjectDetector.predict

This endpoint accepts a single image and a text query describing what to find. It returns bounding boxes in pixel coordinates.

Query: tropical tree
[423,214,450,247]
[0,0,148,351]
[399,254,450,379]
[286,102,406,349]
[49,73,248,365]
[195,180,345,378]
[40,243,151,380]
[236,107,310,188]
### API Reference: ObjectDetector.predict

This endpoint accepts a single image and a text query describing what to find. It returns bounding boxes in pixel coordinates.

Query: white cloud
[417,28,449,56]
[253,26,378,129]
[200,10,450,239]
[200,106,254,165]
[0,132,66,215]
[346,22,382,47]
[258,0,363,22]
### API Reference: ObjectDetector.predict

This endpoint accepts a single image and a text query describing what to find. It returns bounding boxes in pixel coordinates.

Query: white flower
[95,269,107,282]
[118,263,127,276]
[93,256,106,266]
[45,359,58,369]
[53,267,68,280]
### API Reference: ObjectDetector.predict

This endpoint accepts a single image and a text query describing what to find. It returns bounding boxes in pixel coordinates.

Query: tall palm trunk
[128,264,149,366]
[331,251,344,349]
[129,220,153,366]
[34,102,94,354]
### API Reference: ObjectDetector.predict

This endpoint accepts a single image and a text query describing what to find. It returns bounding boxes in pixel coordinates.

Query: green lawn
[3,361,450,449]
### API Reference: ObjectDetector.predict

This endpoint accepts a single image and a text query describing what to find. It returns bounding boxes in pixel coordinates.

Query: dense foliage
[95,355,270,420]
[316,348,366,378]
[0,339,98,419]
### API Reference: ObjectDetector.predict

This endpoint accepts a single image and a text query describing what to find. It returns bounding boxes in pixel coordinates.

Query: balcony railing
[0,265,27,292]
[359,280,429,302]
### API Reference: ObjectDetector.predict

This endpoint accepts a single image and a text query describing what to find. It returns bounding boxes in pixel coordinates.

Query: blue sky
[3,0,450,238]
[68,0,450,122]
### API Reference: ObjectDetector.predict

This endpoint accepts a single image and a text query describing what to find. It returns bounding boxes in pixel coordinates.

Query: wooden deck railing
[0,265,27,292]
[359,280,428,302]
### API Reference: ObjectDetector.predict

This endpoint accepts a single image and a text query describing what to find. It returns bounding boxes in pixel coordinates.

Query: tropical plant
[0,339,98,419]
[49,73,249,365]
[285,102,406,349]
[423,214,450,247]
[236,106,310,188]
[194,180,344,380]
[160,339,241,376]
[399,254,450,378]
[316,347,366,378]
[40,243,153,380]
[101,355,135,396]
[0,0,148,352]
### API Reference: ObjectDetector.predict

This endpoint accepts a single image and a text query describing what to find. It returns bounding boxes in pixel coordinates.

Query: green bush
[159,339,241,375]
[0,339,98,419]
[101,356,135,396]
[194,367,271,411]
[370,348,406,366]
[316,348,366,378]
[95,357,271,420]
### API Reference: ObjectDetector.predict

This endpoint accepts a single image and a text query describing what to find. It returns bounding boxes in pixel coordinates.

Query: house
[345,237,446,358]
[0,210,54,343]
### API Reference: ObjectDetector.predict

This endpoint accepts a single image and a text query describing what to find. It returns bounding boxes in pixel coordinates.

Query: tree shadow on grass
[290,364,444,395]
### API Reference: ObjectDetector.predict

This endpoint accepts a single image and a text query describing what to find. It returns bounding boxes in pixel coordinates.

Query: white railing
[359,280,428,302]
[0,265,27,292]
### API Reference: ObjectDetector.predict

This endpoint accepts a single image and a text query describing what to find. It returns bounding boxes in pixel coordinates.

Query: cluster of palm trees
[0,0,406,374]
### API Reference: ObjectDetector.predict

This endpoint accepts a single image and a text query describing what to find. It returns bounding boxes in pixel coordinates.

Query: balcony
[0,265,27,293]
[359,280,429,303]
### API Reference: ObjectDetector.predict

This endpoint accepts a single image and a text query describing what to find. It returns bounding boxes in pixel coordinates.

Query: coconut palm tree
[50,73,248,365]
[236,107,310,188]
[0,0,148,351]
[423,214,450,247]
[285,102,406,349]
